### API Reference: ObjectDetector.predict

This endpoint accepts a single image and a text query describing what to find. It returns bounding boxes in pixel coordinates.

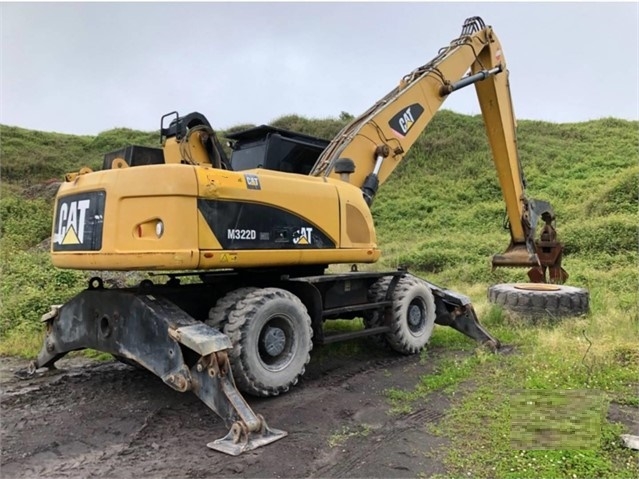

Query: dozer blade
[22,282,286,455]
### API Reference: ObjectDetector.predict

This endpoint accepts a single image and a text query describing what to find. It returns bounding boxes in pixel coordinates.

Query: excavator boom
[311,17,567,283]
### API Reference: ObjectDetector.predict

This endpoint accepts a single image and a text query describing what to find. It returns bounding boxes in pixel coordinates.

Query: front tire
[363,277,392,349]
[207,287,259,329]
[223,288,313,397]
[386,277,436,355]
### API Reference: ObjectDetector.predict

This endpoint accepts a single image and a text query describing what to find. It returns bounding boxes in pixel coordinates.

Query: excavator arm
[311,17,567,284]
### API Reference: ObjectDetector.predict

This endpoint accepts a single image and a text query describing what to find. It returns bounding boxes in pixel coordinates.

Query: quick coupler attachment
[26,285,287,455]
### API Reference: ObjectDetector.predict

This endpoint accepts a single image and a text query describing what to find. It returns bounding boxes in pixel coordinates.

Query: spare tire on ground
[488,283,589,318]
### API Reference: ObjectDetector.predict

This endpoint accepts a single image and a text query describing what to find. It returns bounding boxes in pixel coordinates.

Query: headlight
[155,220,164,238]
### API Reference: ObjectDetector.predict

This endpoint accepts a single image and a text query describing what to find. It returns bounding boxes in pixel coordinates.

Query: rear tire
[223,288,313,397]
[488,283,589,318]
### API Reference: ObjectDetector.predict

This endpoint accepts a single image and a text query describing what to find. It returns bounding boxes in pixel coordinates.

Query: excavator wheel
[207,287,260,329]
[488,283,589,319]
[363,277,392,350]
[223,288,313,397]
[364,276,436,354]
[385,277,437,354]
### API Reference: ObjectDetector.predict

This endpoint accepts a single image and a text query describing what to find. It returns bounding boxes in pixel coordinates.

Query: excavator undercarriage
[28,270,499,455]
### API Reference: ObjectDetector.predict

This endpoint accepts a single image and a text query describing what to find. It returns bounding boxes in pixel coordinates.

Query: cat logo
[292,227,313,245]
[54,199,91,245]
[244,174,261,190]
[389,103,425,138]
[52,191,105,252]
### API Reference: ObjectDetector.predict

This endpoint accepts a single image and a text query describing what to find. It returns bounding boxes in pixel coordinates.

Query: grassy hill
[1,111,638,477]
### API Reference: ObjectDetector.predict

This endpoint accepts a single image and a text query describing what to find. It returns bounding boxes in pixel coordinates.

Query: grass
[385,350,498,415]
[424,351,638,479]
[0,326,47,358]
[386,287,639,478]
[509,389,605,450]
[1,110,637,477]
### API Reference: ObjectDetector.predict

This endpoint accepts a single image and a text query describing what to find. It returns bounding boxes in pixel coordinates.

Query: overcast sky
[1,2,638,135]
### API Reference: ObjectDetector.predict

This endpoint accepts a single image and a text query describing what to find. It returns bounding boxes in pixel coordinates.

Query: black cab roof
[225,125,330,148]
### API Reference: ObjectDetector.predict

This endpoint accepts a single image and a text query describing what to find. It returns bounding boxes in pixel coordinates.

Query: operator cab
[100,113,330,175]
[226,125,329,175]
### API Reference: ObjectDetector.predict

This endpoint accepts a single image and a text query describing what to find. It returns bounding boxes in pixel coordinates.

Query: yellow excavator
[28,17,567,455]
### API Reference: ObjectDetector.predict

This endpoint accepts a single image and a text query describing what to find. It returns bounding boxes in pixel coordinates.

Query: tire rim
[407,298,426,335]
[258,315,295,372]
[513,283,561,292]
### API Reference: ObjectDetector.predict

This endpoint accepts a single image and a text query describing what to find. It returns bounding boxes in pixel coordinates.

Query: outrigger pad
[207,420,288,456]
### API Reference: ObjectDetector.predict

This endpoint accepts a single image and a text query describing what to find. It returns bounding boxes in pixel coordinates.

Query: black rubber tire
[223,288,313,397]
[365,276,436,355]
[206,287,259,329]
[363,277,393,349]
[488,283,589,318]
[386,276,437,354]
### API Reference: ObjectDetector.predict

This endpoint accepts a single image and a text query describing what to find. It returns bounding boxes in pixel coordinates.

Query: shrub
[0,247,85,336]
[563,214,637,256]
[0,195,52,249]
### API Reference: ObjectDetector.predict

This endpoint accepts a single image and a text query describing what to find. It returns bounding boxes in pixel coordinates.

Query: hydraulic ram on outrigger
[27,278,286,456]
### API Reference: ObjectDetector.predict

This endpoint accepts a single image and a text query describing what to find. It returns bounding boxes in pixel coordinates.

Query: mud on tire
[488,283,589,318]
[223,288,313,397]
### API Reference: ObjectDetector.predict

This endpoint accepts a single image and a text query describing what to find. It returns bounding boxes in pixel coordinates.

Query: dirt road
[1,345,454,478]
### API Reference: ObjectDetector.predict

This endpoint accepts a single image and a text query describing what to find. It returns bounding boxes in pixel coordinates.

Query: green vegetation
[509,389,605,450]
[1,111,637,476]
[0,125,159,355]
[422,345,638,479]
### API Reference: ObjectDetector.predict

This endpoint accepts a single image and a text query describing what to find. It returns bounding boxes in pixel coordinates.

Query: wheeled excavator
[26,17,568,455]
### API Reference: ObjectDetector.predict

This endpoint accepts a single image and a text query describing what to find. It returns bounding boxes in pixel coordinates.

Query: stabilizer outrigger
[27,277,286,456]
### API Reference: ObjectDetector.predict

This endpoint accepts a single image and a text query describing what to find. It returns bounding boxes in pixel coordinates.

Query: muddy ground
[3,345,638,479]
[1,344,456,479]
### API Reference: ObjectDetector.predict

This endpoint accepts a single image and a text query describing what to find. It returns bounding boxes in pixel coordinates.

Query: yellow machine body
[52,164,380,270]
